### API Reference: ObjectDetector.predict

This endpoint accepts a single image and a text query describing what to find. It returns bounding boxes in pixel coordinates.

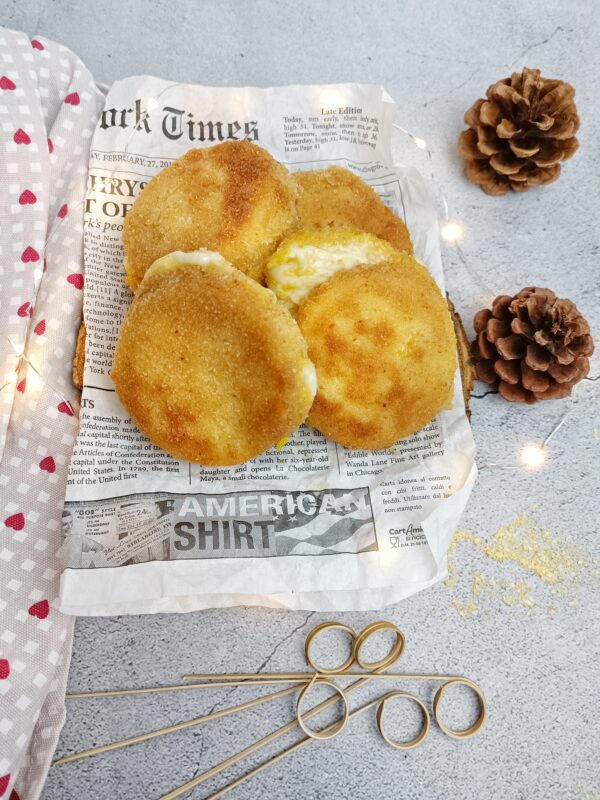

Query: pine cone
[458,68,579,195]
[472,288,594,403]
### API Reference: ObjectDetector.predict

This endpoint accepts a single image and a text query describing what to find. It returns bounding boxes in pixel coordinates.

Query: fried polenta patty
[122,141,297,290]
[296,258,456,449]
[111,251,316,466]
[294,166,412,255]
[266,229,404,309]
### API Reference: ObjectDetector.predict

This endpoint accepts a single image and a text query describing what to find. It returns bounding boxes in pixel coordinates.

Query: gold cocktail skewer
[159,669,384,800]
[54,684,298,765]
[159,621,485,800]
[205,690,431,800]
[55,620,486,800]
[66,678,300,699]
[182,671,467,683]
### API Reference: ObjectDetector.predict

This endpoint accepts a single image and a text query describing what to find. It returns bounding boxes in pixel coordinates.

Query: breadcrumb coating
[296,257,456,449]
[293,166,413,255]
[122,140,298,289]
[112,251,316,466]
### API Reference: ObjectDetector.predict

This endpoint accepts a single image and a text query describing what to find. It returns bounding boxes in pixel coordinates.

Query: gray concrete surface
[2,0,599,798]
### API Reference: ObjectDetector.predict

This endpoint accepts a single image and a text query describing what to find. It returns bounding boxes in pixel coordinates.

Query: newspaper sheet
[58,79,477,615]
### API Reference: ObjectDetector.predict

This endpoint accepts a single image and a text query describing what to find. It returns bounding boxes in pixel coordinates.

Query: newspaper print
[59,80,477,614]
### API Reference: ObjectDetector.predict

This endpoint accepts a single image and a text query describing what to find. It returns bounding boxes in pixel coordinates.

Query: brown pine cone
[458,68,579,195]
[472,288,594,403]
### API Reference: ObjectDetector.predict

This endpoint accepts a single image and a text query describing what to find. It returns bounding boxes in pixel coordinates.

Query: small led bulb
[440,221,463,244]
[519,444,546,470]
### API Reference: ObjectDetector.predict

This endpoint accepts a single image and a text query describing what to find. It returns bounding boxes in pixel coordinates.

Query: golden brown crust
[447,296,474,418]
[111,257,315,466]
[294,166,413,255]
[75,297,472,422]
[72,321,86,390]
[296,258,456,450]
[122,141,298,289]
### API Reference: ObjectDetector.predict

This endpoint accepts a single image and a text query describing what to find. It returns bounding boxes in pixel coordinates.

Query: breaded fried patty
[266,229,404,309]
[122,141,297,290]
[296,258,456,450]
[72,321,86,390]
[294,166,413,255]
[111,251,316,466]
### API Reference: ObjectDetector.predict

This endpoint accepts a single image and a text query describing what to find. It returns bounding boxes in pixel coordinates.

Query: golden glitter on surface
[446,511,599,617]
[574,783,600,800]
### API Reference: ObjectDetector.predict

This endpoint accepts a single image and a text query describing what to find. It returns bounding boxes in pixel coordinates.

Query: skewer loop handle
[304,622,357,674]
[433,678,487,740]
[296,676,349,741]
[376,691,430,750]
[353,621,405,671]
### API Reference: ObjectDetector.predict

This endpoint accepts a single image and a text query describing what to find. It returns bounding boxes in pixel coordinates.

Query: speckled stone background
[3,0,599,798]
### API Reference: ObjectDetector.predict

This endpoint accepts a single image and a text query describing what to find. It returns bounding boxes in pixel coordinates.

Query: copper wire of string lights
[391,124,599,472]
[54,620,487,800]
[477,381,598,473]
[392,122,465,248]
[5,335,73,407]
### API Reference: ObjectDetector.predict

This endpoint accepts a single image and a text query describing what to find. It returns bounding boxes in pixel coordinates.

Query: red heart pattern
[39,456,56,473]
[10,790,20,800]
[18,189,36,205]
[67,273,83,289]
[1,29,103,786]
[4,513,25,531]
[57,400,74,416]
[17,301,32,318]
[28,601,49,620]
[13,128,31,145]
[21,246,39,263]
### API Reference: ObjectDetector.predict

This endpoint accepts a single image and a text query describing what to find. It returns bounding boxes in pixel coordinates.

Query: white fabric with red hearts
[0,27,103,800]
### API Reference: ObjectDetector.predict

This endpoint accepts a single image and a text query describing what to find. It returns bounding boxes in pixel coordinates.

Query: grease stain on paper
[446,510,599,618]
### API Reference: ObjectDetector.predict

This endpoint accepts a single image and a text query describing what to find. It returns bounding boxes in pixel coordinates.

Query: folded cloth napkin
[0,28,103,799]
